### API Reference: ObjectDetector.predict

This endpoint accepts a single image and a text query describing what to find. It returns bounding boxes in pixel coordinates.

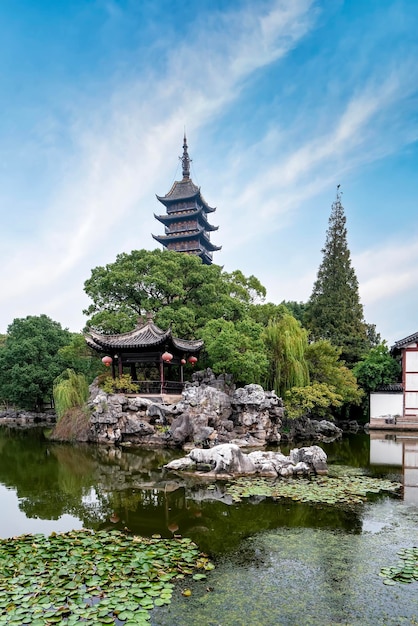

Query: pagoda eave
[153,230,219,247]
[156,192,215,213]
[154,212,219,232]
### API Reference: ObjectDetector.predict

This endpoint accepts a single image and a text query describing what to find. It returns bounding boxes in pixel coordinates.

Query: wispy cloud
[0,0,317,330]
[0,0,417,341]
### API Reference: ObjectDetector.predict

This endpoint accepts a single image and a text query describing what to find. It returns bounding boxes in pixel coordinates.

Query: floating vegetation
[0,529,214,625]
[380,547,418,586]
[224,474,401,506]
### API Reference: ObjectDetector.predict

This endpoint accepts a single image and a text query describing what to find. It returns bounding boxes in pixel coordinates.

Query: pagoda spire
[181,132,191,180]
[153,133,221,265]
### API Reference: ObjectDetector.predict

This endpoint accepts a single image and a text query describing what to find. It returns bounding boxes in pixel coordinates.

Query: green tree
[306,340,362,406]
[199,317,268,386]
[353,342,401,393]
[285,382,346,420]
[279,301,308,326]
[248,302,290,326]
[305,190,368,364]
[263,313,310,397]
[284,339,362,420]
[0,315,71,410]
[53,369,89,420]
[58,333,102,383]
[83,249,266,336]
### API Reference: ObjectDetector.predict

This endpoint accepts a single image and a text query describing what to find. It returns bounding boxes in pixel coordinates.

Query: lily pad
[224,473,400,506]
[0,530,215,624]
[380,547,418,586]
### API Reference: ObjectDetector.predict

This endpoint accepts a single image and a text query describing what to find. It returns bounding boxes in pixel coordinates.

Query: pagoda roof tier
[85,318,203,353]
[152,230,221,252]
[153,209,219,231]
[156,182,215,212]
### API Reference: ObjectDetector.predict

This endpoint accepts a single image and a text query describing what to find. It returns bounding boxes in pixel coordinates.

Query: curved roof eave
[85,321,204,352]
[156,185,215,212]
[392,331,418,352]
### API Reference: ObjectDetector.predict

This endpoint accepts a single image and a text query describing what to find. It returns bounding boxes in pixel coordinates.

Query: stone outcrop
[86,370,342,449]
[280,416,343,442]
[87,370,284,448]
[164,443,328,477]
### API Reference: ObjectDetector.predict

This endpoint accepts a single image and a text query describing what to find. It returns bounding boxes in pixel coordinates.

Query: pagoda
[152,135,221,265]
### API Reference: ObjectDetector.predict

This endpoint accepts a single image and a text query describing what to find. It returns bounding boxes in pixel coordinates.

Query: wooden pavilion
[152,134,221,265]
[85,315,203,395]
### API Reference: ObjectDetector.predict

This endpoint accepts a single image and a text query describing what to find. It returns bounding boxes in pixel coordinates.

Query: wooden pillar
[160,360,164,395]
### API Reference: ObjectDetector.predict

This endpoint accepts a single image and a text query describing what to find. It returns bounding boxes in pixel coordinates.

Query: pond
[0,426,417,625]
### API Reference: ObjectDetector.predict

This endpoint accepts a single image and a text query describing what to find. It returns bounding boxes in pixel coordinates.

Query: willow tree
[305,189,368,364]
[263,313,309,398]
[53,369,89,420]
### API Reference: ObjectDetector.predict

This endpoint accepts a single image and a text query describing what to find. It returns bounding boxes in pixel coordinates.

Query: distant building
[152,135,221,265]
[392,331,418,423]
[369,331,418,429]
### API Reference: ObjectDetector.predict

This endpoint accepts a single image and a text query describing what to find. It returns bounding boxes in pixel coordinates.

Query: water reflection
[370,432,418,504]
[0,427,402,552]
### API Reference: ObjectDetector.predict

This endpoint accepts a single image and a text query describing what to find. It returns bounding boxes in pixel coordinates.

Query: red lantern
[102,356,112,367]
[188,356,198,366]
[162,351,173,363]
[180,358,186,365]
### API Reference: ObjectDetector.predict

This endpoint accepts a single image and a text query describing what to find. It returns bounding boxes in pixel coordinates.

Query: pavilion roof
[85,319,203,352]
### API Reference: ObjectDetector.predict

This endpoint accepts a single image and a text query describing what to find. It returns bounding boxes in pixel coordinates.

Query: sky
[0,0,417,346]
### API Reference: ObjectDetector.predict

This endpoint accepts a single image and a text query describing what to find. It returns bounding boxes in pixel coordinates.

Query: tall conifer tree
[306,189,368,364]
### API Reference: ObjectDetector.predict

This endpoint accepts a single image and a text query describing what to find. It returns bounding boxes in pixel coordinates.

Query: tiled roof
[375,383,403,392]
[154,208,219,231]
[157,180,215,211]
[392,331,418,350]
[85,320,203,352]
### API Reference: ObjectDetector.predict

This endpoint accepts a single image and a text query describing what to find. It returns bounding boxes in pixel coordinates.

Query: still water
[0,426,417,625]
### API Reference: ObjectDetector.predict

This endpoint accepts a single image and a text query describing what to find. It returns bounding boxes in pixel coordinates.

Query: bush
[100,374,138,394]
[285,382,344,420]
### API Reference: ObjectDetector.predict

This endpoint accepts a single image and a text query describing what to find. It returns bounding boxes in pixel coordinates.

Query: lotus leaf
[223,473,400,506]
[380,547,418,586]
[0,530,214,624]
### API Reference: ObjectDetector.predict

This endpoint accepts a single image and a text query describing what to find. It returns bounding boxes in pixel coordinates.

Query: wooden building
[392,331,418,424]
[85,315,203,395]
[369,331,418,429]
[152,135,221,265]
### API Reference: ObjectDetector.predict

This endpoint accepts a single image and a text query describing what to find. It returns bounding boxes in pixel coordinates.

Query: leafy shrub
[285,382,344,420]
[100,374,138,394]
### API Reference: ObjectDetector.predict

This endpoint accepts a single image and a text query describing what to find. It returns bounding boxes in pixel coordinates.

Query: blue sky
[0,0,417,345]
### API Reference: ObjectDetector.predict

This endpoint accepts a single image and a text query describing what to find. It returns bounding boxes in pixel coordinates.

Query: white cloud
[1,0,417,343]
[356,238,418,305]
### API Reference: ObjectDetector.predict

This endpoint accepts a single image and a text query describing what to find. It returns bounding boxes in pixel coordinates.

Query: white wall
[370,392,403,419]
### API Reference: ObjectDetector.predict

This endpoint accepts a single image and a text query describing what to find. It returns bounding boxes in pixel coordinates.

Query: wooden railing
[130,380,185,395]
